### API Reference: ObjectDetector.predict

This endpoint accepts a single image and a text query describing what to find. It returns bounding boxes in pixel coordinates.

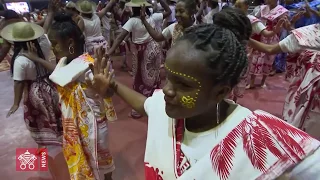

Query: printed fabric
[283,50,320,140]
[54,54,116,180]
[144,90,320,180]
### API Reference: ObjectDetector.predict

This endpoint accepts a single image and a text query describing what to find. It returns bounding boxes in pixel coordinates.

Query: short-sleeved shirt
[12,34,51,81]
[162,18,197,40]
[161,22,176,40]
[122,13,163,44]
[279,34,301,53]
[252,21,266,35]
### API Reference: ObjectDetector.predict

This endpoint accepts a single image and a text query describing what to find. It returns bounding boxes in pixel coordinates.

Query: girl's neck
[66,52,82,64]
[182,20,194,29]
[185,100,232,133]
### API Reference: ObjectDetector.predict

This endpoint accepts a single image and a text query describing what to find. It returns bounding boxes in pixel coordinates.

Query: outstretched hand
[273,18,285,34]
[86,46,115,98]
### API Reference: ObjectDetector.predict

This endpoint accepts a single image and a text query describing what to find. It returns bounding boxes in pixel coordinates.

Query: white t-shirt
[12,34,51,81]
[162,19,198,40]
[167,5,176,23]
[279,34,302,53]
[83,13,103,38]
[122,13,163,44]
[252,21,266,35]
[144,90,320,178]
[162,22,176,40]
[203,7,219,24]
[101,14,111,31]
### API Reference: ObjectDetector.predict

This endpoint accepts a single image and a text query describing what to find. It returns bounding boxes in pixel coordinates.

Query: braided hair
[50,12,85,55]
[178,7,252,88]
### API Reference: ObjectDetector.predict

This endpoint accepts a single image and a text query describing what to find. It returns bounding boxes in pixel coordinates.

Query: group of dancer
[0,0,320,179]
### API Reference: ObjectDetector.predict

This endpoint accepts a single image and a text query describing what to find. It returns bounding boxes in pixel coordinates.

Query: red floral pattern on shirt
[144,163,164,180]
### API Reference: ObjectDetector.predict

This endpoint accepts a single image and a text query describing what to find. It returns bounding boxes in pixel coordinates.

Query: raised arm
[195,1,206,21]
[97,0,117,19]
[159,0,172,19]
[140,5,166,42]
[42,0,59,33]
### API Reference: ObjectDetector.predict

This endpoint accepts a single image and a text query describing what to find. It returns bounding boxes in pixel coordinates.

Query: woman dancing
[2,21,69,179]
[89,7,320,179]
[248,17,320,140]
[24,13,117,180]
[107,0,170,118]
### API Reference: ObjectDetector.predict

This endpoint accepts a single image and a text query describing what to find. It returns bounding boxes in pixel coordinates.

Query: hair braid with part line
[51,12,85,54]
[179,7,252,88]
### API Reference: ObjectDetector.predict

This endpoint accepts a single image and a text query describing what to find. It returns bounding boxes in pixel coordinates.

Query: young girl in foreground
[90,8,320,180]
[24,13,116,180]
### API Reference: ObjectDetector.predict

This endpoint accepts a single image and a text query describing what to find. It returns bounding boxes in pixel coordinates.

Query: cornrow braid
[178,7,252,88]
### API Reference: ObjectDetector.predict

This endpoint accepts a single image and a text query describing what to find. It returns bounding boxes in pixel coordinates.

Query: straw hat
[76,0,96,14]
[66,1,78,9]
[0,22,44,42]
[125,0,151,7]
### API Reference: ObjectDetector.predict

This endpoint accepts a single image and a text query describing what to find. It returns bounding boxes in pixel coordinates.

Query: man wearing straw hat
[65,1,85,32]
[76,0,117,56]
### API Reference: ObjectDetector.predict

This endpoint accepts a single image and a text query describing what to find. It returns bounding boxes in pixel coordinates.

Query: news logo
[16,148,48,171]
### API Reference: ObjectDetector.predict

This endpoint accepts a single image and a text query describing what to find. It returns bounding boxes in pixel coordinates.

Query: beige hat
[125,0,151,7]
[0,22,44,42]
[76,0,96,14]
[66,1,77,9]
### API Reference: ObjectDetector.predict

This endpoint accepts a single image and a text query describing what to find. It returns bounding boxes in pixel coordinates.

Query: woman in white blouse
[1,22,69,179]
[248,21,320,141]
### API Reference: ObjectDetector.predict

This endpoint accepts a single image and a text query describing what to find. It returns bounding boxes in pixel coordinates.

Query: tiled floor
[0,55,289,180]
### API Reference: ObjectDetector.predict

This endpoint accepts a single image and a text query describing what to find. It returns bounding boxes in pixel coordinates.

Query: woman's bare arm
[108,29,129,54]
[13,81,24,106]
[112,80,147,115]
[97,0,117,19]
[248,38,283,54]
[141,18,166,42]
